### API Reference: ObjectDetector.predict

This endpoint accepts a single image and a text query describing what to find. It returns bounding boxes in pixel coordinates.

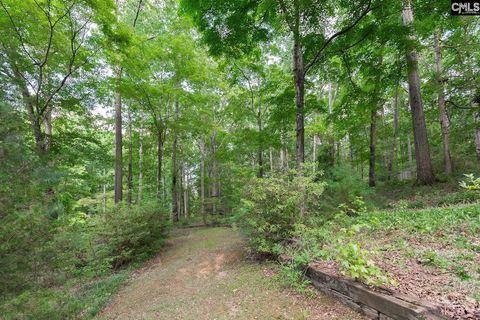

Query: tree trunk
[402,2,435,185]
[137,112,144,204]
[172,100,179,222]
[293,37,306,220]
[102,168,107,213]
[43,107,52,151]
[211,132,217,215]
[269,148,273,172]
[114,67,123,203]
[387,87,399,180]
[328,83,336,166]
[200,141,206,224]
[127,107,133,204]
[13,64,46,154]
[257,150,264,178]
[293,38,305,171]
[156,128,164,201]
[183,164,188,219]
[280,148,285,170]
[434,32,453,175]
[369,109,377,187]
[285,148,290,169]
[381,107,389,168]
[474,113,480,163]
[179,163,184,218]
[349,134,354,168]
[257,113,264,178]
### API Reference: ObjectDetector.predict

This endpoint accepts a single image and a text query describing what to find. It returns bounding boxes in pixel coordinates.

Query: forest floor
[99,227,364,320]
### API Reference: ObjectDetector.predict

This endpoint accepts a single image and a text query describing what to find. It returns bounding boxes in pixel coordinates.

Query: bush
[238,167,325,255]
[460,173,480,190]
[333,224,391,286]
[0,200,171,318]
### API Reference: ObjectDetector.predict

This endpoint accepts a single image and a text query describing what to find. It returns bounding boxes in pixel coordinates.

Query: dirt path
[99,227,363,320]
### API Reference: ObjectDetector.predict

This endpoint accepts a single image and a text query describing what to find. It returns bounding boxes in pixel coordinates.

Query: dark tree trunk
[172,100,179,222]
[257,115,264,178]
[434,32,452,175]
[387,87,399,180]
[114,68,123,203]
[211,132,217,215]
[369,109,377,187]
[156,128,164,201]
[293,39,305,171]
[403,3,435,185]
[183,163,188,219]
[199,141,206,224]
[127,107,133,204]
[349,134,354,168]
[179,163,184,219]
[258,150,264,178]
[137,112,144,204]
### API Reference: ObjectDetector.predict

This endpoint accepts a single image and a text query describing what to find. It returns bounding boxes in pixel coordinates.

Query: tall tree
[402,0,435,185]
[182,0,374,171]
[433,32,452,175]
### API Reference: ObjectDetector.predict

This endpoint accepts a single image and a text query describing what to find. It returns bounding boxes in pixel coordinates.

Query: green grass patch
[0,270,131,320]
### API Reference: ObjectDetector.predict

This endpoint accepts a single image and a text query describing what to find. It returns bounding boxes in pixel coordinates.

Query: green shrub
[460,174,480,190]
[338,196,367,216]
[333,224,392,286]
[0,200,171,319]
[238,168,325,255]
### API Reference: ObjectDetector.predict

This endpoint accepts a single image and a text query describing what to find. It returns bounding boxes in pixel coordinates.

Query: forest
[0,0,479,319]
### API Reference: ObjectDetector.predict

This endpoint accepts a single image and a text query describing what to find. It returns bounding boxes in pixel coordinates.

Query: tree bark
[293,38,305,171]
[137,112,144,204]
[349,134,354,168]
[172,100,179,222]
[434,32,453,175]
[269,148,273,172]
[114,67,123,203]
[179,162,184,218]
[199,140,206,224]
[156,128,164,201]
[280,148,285,170]
[43,107,52,151]
[387,87,399,180]
[127,106,133,204]
[402,2,435,185]
[102,168,107,213]
[211,132,217,215]
[257,110,264,178]
[474,113,480,163]
[183,164,188,219]
[328,83,336,166]
[369,109,377,187]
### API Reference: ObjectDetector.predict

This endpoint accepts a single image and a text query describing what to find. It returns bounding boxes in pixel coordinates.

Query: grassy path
[99,227,363,320]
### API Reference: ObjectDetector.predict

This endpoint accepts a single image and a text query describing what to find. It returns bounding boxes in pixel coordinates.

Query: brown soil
[312,230,480,320]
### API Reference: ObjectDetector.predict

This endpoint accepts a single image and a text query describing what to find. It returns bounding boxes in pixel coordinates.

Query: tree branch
[304,0,373,75]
